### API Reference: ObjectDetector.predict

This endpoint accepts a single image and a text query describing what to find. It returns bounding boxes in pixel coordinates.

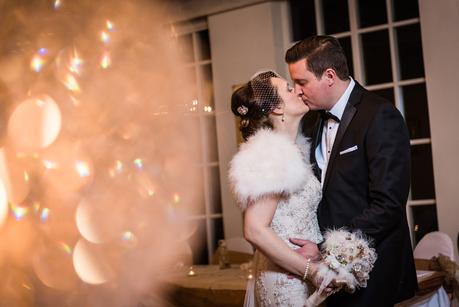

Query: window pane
[361,30,392,85]
[322,0,349,34]
[199,64,214,109]
[402,83,430,139]
[412,205,438,245]
[371,88,394,104]
[196,30,211,61]
[393,0,419,21]
[396,24,425,80]
[182,115,202,163]
[208,166,222,214]
[203,115,219,162]
[177,34,194,63]
[192,167,206,215]
[209,217,225,256]
[289,0,316,41]
[189,218,208,264]
[338,36,353,78]
[358,0,387,28]
[185,67,198,113]
[410,144,436,200]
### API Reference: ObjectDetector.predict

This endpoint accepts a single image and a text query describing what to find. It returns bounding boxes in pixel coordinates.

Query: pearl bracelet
[302,258,311,281]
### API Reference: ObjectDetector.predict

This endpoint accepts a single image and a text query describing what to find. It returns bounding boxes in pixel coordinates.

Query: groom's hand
[289,238,321,261]
[288,239,338,294]
[286,238,321,280]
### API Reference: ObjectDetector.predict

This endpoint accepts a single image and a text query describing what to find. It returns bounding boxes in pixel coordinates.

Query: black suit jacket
[305,82,417,307]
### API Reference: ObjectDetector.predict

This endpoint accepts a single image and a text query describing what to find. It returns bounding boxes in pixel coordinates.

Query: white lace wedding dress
[229,129,323,307]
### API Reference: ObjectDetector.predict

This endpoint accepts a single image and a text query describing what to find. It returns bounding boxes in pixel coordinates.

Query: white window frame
[173,18,223,263]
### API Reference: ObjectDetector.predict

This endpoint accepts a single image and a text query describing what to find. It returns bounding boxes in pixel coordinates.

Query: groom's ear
[323,68,336,86]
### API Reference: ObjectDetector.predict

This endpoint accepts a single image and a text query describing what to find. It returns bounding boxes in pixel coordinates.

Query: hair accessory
[237,105,249,116]
[241,119,250,127]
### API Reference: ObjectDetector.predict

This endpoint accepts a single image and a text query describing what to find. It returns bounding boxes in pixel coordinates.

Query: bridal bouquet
[305,229,377,307]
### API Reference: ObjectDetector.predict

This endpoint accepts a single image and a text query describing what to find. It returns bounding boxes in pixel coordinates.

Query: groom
[285,36,417,306]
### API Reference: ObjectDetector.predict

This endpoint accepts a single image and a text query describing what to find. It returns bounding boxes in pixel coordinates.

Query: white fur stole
[228,129,312,210]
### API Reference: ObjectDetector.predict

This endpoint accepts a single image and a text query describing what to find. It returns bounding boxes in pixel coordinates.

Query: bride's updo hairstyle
[231,70,283,140]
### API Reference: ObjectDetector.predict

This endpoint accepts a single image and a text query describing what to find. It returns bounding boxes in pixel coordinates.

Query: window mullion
[193,31,214,262]
[348,0,364,82]
[386,0,404,115]
[314,0,324,34]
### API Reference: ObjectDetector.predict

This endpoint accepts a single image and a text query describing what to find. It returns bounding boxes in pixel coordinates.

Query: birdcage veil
[249,70,283,115]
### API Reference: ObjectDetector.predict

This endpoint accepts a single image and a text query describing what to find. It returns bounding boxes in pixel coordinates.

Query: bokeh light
[7,96,62,153]
[106,20,114,31]
[72,239,113,285]
[40,207,50,223]
[75,197,124,244]
[0,179,8,227]
[63,74,81,93]
[0,147,31,204]
[30,55,45,73]
[40,140,94,193]
[54,0,62,10]
[33,241,79,290]
[10,202,30,221]
[0,0,202,305]
[100,31,110,44]
[100,52,111,69]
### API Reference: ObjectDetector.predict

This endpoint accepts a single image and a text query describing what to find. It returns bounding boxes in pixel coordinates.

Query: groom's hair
[285,35,350,81]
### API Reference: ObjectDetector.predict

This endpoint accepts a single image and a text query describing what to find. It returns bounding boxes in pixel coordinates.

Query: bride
[229,70,326,306]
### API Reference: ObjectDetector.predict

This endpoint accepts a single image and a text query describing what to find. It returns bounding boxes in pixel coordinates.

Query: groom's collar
[327,77,355,121]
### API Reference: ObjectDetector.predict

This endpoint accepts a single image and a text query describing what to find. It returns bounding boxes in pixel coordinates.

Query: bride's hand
[289,238,321,261]
[308,262,337,295]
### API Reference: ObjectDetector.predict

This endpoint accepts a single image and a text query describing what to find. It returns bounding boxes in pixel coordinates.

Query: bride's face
[271,77,309,117]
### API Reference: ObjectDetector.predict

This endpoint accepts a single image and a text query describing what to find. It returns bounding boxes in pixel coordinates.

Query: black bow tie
[320,111,340,123]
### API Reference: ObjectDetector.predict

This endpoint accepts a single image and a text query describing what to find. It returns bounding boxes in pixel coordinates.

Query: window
[172,19,224,264]
[289,0,436,245]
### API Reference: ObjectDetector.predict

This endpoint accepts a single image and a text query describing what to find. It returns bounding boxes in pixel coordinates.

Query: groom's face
[288,59,329,111]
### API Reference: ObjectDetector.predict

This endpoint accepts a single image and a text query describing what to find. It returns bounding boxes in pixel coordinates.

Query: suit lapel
[322,83,364,192]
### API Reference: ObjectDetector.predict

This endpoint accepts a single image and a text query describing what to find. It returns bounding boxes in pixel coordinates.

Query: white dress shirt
[316,78,355,186]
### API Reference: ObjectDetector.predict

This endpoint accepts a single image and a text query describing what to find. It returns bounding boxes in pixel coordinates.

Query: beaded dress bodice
[252,140,323,307]
[228,129,323,307]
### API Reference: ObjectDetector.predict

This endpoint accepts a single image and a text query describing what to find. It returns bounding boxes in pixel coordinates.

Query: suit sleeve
[349,103,411,244]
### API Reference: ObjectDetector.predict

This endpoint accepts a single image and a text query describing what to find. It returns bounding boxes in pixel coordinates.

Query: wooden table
[162,259,452,306]
[162,265,249,307]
